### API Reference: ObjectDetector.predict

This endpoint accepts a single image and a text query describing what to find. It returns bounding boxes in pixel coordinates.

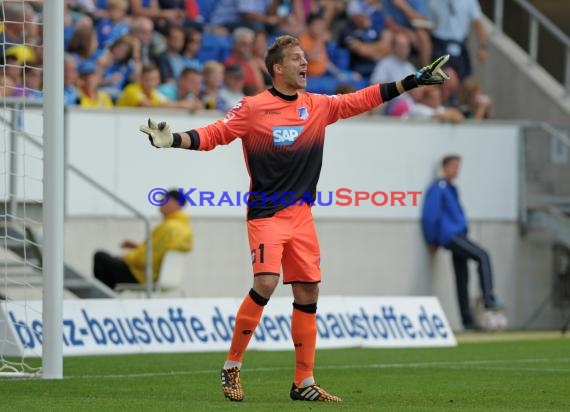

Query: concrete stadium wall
[7,108,562,330]
[62,109,519,219]
[65,216,560,331]
[50,109,563,331]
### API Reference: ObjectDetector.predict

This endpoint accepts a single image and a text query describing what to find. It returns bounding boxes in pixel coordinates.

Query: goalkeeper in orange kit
[140,35,449,402]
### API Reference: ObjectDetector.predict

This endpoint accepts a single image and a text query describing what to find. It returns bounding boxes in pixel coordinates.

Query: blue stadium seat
[197,33,232,63]
[306,76,340,95]
[328,45,350,71]
[306,75,369,95]
[196,0,218,22]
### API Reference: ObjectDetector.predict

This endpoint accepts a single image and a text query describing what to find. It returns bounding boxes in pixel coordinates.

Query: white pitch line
[70,357,570,380]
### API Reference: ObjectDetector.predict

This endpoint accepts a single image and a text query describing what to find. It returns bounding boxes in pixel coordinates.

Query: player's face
[443,159,460,181]
[278,46,308,92]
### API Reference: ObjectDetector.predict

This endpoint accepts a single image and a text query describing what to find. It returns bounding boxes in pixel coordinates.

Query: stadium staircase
[0,216,117,299]
[0,105,148,300]
[521,124,570,249]
[476,0,570,123]
[477,2,570,248]
[475,2,570,317]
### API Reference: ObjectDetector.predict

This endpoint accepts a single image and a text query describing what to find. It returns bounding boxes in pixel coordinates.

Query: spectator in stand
[272,0,306,36]
[182,28,203,72]
[334,83,357,94]
[94,189,192,290]
[182,0,204,28]
[370,32,415,115]
[116,63,167,107]
[300,13,361,83]
[158,0,203,30]
[92,0,112,18]
[117,63,199,110]
[458,78,492,119]
[252,30,273,89]
[129,0,161,18]
[67,0,97,15]
[129,0,185,34]
[301,0,346,29]
[238,0,280,35]
[3,54,24,87]
[11,47,37,71]
[207,0,242,34]
[67,25,107,70]
[0,2,37,63]
[65,1,94,48]
[407,85,464,123]
[428,0,487,81]
[340,0,392,79]
[77,61,114,108]
[100,35,141,101]
[130,16,165,65]
[96,0,130,49]
[224,27,266,96]
[200,60,226,110]
[64,53,81,105]
[218,64,246,111]
[154,25,187,84]
[382,0,433,66]
[370,32,416,84]
[158,66,204,112]
[11,67,43,101]
[0,72,15,98]
[440,65,460,107]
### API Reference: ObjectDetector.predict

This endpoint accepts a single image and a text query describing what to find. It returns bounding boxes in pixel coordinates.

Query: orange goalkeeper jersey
[193,86,383,219]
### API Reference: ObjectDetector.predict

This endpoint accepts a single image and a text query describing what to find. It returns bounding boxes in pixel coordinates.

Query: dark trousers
[93,250,138,289]
[431,36,472,81]
[447,236,497,326]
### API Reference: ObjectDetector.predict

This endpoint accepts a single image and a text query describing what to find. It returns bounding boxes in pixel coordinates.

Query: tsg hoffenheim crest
[298,107,309,120]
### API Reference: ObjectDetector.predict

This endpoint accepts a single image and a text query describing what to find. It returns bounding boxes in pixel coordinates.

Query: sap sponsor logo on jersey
[272,126,304,146]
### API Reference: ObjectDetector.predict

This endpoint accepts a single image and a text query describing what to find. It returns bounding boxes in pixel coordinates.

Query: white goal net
[1,0,62,378]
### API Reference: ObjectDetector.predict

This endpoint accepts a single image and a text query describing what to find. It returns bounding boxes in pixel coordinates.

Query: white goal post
[42,0,64,380]
[0,0,63,379]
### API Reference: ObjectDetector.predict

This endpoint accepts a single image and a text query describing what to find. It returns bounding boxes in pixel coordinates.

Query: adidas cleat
[221,367,244,401]
[290,383,342,402]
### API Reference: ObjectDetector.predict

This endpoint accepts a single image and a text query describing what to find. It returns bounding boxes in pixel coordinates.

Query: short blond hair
[108,0,128,11]
[203,60,225,76]
[265,35,300,77]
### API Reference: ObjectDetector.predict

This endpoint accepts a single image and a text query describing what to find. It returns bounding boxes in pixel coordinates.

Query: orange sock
[291,306,317,387]
[226,292,265,364]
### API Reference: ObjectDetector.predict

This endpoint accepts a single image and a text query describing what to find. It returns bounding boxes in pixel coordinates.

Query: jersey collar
[269,87,298,101]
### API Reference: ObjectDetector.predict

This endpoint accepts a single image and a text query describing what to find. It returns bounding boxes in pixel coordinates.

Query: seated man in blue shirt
[422,154,501,330]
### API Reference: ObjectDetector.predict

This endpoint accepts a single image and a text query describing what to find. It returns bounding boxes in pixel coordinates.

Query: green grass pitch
[1,333,569,411]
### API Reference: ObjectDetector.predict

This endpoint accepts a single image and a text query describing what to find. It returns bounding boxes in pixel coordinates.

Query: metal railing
[519,121,570,239]
[491,0,570,95]
[1,101,154,298]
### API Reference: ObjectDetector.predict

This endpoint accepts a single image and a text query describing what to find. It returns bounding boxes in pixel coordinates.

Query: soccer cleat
[290,383,342,402]
[221,367,244,401]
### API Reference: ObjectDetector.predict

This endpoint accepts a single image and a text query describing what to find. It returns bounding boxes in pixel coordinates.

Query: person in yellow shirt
[93,189,192,289]
[77,61,114,108]
[116,63,198,110]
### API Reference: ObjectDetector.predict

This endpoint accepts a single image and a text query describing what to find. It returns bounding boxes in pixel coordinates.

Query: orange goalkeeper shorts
[247,203,321,283]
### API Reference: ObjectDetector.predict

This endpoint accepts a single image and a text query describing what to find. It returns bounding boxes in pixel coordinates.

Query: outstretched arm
[328,55,451,121]
[384,54,450,100]
[139,119,194,149]
[140,100,250,150]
